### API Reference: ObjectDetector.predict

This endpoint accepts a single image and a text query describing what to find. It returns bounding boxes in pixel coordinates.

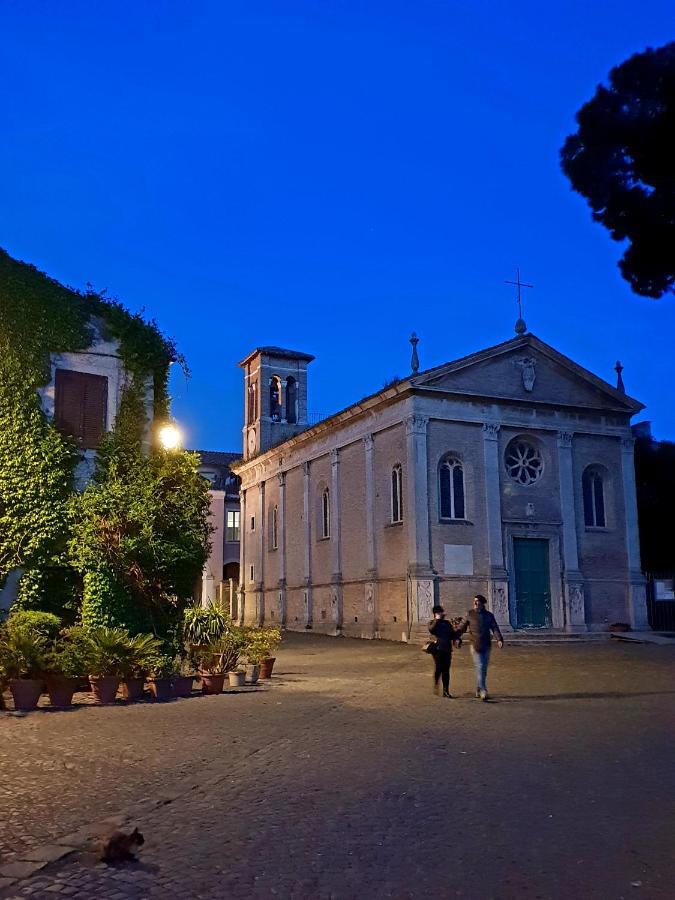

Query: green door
[513,538,551,627]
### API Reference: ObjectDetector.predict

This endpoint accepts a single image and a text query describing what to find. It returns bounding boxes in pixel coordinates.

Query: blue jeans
[470,646,491,693]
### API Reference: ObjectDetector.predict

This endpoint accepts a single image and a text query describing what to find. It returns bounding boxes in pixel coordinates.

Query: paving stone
[1,636,674,899]
[16,847,71,866]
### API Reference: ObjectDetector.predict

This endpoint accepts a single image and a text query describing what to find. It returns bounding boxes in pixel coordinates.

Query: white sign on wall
[444,544,474,576]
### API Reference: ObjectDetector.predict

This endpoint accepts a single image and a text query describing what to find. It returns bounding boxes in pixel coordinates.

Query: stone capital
[302,460,311,477]
[330,448,340,466]
[482,422,500,440]
[557,430,574,449]
[277,471,286,487]
[405,414,429,436]
[621,436,635,452]
[363,434,374,452]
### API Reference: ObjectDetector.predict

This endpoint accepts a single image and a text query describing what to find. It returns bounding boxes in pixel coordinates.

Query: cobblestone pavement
[1,635,674,899]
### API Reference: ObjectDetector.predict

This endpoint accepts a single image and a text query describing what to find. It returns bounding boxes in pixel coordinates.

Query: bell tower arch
[239,347,314,460]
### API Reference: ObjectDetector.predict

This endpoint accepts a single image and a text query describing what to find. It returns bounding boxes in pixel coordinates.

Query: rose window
[504,439,543,486]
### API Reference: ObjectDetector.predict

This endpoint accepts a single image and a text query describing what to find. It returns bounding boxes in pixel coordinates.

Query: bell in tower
[238,347,315,460]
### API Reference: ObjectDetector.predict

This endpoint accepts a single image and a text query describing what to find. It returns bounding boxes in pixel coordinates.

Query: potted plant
[183,602,228,648]
[228,668,246,688]
[146,654,175,701]
[43,635,88,708]
[246,627,282,680]
[120,633,164,701]
[173,653,195,698]
[73,626,129,704]
[0,623,47,711]
[194,642,226,694]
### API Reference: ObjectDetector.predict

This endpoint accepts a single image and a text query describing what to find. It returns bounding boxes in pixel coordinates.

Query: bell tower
[239,347,315,460]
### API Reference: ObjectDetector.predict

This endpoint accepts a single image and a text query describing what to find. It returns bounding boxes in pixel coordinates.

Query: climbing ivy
[0,248,208,639]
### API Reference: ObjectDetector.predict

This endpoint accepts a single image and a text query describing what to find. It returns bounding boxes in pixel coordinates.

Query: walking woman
[428,605,460,698]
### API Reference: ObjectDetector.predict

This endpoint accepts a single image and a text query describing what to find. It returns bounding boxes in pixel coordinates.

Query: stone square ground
[1,633,674,899]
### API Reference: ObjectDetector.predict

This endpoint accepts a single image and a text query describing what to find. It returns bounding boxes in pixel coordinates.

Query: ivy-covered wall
[0,249,211,640]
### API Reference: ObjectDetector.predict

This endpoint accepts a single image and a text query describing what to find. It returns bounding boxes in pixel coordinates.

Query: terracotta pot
[201,673,225,694]
[228,671,246,688]
[246,664,260,684]
[147,678,173,701]
[259,657,276,679]
[89,675,119,704]
[120,678,145,701]
[173,675,194,698]
[46,676,78,708]
[9,678,43,711]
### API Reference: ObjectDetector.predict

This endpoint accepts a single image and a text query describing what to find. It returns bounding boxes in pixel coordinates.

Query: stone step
[408,626,611,645]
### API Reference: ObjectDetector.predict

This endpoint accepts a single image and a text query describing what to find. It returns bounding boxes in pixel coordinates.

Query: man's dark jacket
[428,617,457,652]
[459,608,503,653]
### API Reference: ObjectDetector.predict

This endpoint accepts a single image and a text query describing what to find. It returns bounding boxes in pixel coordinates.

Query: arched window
[271,505,279,549]
[439,456,465,520]
[270,377,282,422]
[286,377,298,424]
[321,488,331,539]
[248,381,258,423]
[391,464,403,523]
[583,467,606,527]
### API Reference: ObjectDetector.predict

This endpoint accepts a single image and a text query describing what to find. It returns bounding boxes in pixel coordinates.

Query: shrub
[244,627,282,664]
[65,626,131,677]
[6,610,62,641]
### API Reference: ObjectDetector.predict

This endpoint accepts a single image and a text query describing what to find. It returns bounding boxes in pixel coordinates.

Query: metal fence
[645,573,675,632]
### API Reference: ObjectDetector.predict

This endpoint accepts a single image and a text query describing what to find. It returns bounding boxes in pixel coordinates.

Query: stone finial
[615,360,625,393]
[410,332,420,374]
[515,317,527,335]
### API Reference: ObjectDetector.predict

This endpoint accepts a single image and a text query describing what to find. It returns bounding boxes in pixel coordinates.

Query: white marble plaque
[444,544,474,576]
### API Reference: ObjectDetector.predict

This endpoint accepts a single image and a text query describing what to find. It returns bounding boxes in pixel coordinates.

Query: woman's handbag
[422,640,437,654]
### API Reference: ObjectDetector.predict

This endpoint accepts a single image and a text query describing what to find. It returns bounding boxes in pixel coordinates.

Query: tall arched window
[271,505,279,549]
[248,381,258,423]
[439,456,465,520]
[286,377,298,424]
[583,467,606,527]
[321,487,331,539]
[270,377,282,422]
[391,464,403,523]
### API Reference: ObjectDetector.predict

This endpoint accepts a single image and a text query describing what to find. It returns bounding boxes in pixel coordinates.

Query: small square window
[250,515,256,531]
[249,564,255,582]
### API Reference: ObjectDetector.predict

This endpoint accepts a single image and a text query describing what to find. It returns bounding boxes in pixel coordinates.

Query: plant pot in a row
[258,657,276,679]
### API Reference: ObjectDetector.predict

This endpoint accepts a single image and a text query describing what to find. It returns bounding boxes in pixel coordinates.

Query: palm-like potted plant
[71,626,129,704]
[0,623,47,711]
[119,633,164,701]
[183,602,228,648]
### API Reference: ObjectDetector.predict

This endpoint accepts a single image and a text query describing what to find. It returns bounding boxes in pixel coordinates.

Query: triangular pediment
[412,334,643,414]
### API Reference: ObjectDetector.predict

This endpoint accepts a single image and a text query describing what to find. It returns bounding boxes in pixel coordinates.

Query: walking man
[428,605,459,698]
[458,595,504,701]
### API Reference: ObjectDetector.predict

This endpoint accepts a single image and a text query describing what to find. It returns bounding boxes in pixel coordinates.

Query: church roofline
[232,332,644,474]
[412,332,644,413]
[238,346,315,368]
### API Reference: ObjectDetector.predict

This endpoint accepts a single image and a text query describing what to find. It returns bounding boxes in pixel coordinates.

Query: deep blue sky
[2,1,673,450]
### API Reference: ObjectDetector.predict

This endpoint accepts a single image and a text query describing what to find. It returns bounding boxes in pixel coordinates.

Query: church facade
[232,333,649,640]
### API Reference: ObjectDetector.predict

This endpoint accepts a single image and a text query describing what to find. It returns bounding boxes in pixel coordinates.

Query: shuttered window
[54,369,108,449]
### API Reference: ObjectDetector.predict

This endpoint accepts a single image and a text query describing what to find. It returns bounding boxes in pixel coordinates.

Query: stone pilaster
[330,448,343,631]
[482,423,509,625]
[255,481,265,626]
[621,436,649,629]
[302,461,313,628]
[405,415,435,622]
[238,489,246,625]
[557,430,586,630]
[363,434,378,636]
[277,471,287,626]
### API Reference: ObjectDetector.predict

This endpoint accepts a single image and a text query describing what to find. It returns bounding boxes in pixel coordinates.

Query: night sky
[2,1,673,451]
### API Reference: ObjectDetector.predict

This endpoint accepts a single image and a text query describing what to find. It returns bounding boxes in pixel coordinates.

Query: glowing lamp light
[158,423,182,450]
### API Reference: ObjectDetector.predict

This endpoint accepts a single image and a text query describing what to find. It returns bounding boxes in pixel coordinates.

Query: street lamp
[158,423,182,451]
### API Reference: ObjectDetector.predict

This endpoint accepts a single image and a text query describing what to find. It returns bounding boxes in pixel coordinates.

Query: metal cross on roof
[505,268,533,321]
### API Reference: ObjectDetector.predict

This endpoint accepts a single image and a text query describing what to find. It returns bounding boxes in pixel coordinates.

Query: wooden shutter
[54,369,108,449]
